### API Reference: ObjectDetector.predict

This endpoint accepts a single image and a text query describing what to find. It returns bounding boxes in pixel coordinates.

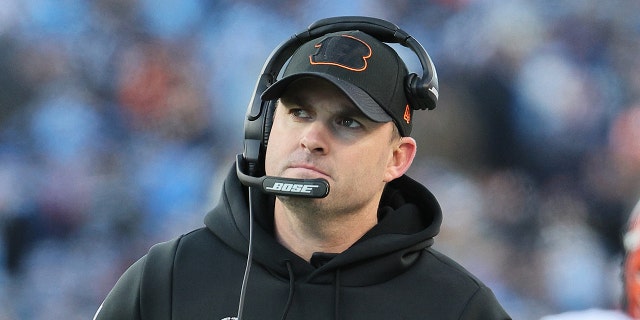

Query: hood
[205,162,442,287]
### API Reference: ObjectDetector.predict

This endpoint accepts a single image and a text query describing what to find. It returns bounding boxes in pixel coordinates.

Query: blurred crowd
[0,0,639,319]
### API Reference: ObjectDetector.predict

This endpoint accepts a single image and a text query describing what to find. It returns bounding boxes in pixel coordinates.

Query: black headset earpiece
[406,71,438,111]
[403,35,439,111]
[241,35,305,176]
[240,16,439,178]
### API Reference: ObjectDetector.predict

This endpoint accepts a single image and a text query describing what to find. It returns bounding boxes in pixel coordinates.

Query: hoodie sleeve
[93,256,145,320]
[459,285,512,320]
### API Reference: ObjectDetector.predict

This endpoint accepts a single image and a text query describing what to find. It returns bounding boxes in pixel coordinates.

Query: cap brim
[261,73,393,123]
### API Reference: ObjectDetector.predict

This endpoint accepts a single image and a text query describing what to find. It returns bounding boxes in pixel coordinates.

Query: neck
[273,197,379,262]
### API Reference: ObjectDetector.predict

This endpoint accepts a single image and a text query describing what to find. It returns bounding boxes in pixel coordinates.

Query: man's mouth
[287,163,330,178]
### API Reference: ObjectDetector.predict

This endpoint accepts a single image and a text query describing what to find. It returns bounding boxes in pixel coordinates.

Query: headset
[236,16,439,198]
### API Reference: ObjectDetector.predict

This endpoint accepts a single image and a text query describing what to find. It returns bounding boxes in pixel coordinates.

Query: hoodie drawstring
[280,260,295,320]
[280,261,342,320]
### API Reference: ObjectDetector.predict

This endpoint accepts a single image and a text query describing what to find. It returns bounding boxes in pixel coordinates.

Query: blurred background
[0,0,639,319]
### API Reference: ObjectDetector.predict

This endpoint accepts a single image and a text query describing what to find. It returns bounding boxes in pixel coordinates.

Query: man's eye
[337,118,362,129]
[291,109,311,119]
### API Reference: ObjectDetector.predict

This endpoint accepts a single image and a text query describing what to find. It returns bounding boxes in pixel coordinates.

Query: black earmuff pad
[404,73,423,110]
[405,73,436,111]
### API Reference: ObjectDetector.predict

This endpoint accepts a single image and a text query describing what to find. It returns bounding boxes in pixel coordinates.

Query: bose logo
[265,182,320,194]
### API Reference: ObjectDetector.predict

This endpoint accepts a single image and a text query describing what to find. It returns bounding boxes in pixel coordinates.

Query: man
[94,17,510,319]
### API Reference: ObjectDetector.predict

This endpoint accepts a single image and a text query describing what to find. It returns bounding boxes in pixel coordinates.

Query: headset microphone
[235,154,329,198]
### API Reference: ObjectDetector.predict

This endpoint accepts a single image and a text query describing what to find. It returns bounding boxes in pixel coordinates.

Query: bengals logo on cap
[309,35,372,72]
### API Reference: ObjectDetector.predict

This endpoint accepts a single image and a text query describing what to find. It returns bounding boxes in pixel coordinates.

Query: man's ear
[384,137,417,182]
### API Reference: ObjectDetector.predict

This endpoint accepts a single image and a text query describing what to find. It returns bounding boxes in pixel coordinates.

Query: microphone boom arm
[235,154,330,198]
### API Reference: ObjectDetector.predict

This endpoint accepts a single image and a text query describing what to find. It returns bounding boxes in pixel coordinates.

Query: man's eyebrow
[335,107,368,120]
[279,93,306,107]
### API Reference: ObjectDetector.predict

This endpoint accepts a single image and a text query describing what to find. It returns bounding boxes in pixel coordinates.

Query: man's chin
[277,194,325,212]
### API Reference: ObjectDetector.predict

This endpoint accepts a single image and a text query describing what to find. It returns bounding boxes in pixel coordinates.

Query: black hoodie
[94,164,511,320]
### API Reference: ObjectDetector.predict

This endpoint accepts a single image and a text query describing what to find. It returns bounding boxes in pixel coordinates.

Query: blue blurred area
[0,1,639,319]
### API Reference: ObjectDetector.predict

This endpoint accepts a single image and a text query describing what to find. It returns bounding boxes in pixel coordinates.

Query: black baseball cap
[261,30,414,136]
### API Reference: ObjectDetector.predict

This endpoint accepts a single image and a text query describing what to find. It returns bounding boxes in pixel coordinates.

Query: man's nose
[299,121,330,155]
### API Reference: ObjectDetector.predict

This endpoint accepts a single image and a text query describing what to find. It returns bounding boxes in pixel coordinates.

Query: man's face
[264,77,400,215]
